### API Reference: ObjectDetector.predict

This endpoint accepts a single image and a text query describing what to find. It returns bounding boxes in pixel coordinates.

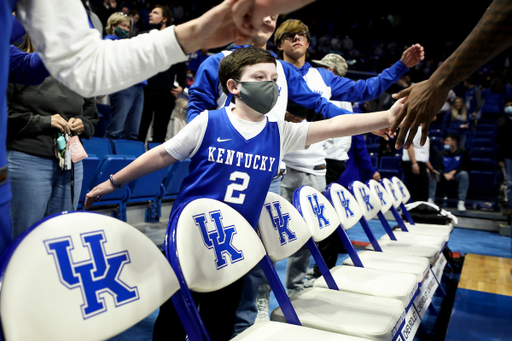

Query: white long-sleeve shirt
[16,0,188,97]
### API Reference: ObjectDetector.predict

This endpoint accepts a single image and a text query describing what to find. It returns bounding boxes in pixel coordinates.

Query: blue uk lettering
[264,201,296,245]
[336,190,354,218]
[359,188,374,211]
[375,185,387,206]
[398,184,406,198]
[44,231,139,319]
[195,210,244,269]
[307,194,330,229]
[390,187,398,202]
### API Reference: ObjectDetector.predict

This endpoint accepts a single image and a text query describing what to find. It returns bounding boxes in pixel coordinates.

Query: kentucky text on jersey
[207,146,276,172]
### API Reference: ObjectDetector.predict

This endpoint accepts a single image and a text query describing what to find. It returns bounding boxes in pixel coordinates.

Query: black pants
[138,89,177,144]
[153,277,245,341]
[402,161,429,202]
[313,159,347,277]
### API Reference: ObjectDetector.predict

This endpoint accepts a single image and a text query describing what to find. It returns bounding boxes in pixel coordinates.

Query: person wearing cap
[270,18,425,305]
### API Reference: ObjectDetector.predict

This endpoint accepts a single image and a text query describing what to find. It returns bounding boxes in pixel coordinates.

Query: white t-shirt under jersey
[402,129,430,163]
[164,107,310,163]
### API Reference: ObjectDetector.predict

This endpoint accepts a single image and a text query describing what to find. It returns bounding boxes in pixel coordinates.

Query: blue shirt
[171,108,281,229]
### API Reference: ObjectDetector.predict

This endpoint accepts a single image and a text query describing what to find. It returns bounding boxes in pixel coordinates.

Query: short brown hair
[274,19,310,59]
[154,5,172,23]
[218,47,277,95]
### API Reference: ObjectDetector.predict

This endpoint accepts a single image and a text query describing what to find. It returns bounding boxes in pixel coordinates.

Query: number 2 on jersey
[224,171,250,204]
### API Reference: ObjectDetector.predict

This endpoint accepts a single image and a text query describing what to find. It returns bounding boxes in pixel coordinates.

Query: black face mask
[153,19,165,30]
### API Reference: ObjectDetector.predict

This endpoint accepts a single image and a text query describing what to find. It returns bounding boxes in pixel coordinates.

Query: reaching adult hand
[232,0,316,36]
[372,171,381,181]
[390,78,449,149]
[400,44,425,68]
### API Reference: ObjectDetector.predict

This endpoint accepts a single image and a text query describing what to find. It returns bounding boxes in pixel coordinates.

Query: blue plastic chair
[81,137,113,162]
[77,154,100,210]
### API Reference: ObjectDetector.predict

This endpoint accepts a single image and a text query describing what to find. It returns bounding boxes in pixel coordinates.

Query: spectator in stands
[497,99,512,237]
[137,6,187,144]
[442,97,470,149]
[429,134,470,211]
[7,38,98,238]
[187,48,211,78]
[402,129,438,202]
[481,77,506,114]
[128,9,140,36]
[103,13,146,141]
[464,76,483,123]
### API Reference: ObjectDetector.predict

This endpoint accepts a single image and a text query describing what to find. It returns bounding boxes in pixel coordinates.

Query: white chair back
[258,192,312,261]
[0,212,178,341]
[325,183,363,230]
[350,181,381,220]
[293,186,340,242]
[382,178,403,209]
[392,176,411,204]
[367,180,393,214]
[174,198,266,293]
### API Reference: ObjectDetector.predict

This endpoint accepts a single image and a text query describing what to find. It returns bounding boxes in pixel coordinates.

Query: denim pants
[8,151,83,238]
[104,85,144,140]
[429,170,469,201]
[232,175,282,335]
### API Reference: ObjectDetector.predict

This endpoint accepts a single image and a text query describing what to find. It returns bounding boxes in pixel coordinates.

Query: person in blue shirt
[103,13,147,141]
[84,46,406,341]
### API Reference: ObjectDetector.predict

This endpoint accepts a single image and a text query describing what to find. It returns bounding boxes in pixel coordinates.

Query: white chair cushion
[271,288,405,341]
[343,251,430,282]
[404,222,453,234]
[313,265,418,307]
[365,240,440,264]
[379,232,447,250]
[232,321,372,341]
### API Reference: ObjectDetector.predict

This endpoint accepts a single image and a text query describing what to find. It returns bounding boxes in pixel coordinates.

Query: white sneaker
[428,198,434,204]
[255,298,270,322]
[458,200,466,211]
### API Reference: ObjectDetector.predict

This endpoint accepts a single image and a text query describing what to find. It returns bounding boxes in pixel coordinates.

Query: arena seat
[165,199,367,341]
[0,211,179,341]
[77,154,100,210]
[81,136,112,162]
[160,159,191,201]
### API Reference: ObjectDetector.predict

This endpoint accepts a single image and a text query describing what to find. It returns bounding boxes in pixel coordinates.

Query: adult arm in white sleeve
[15,0,251,97]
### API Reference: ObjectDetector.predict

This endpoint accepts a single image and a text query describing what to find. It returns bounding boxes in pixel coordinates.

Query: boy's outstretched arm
[84,145,177,209]
[306,98,405,147]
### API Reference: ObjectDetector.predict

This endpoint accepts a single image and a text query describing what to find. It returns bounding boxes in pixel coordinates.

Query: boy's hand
[388,97,407,126]
[84,180,117,209]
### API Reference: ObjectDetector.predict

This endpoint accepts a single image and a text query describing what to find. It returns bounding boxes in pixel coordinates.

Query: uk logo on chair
[306,193,330,229]
[44,231,140,319]
[263,201,297,246]
[194,210,244,270]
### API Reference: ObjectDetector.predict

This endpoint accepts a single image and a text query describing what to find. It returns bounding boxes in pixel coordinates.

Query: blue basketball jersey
[171,108,281,229]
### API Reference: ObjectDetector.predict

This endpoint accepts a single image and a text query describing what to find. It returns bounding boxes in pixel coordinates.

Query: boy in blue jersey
[85,46,406,341]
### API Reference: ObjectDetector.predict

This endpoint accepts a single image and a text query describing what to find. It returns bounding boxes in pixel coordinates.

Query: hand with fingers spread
[400,44,425,68]
[51,113,71,135]
[390,79,448,149]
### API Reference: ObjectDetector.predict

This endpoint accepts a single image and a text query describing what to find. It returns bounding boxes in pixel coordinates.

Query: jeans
[232,175,282,335]
[280,168,326,297]
[8,151,83,238]
[429,170,469,201]
[104,85,144,140]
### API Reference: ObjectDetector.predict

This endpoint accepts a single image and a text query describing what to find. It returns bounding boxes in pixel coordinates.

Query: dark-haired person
[84,46,406,341]
[429,134,470,211]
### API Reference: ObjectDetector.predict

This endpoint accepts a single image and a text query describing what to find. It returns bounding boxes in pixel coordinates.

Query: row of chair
[0,177,453,340]
[79,138,191,221]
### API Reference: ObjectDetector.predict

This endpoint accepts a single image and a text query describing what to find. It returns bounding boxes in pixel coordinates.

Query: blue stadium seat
[82,137,113,161]
[379,155,401,170]
[475,124,496,133]
[87,155,136,221]
[370,155,378,168]
[366,143,380,155]
[470,158,497,172]
[429,128,443,138]
[471,138,494,149]
[473,131,494,139]
[112,140,167,222]
[377,169,401,180]
[161,159,191,201]
[430,136,443,151]
[468,170,498,198]
[77,154,100,210]
[470,147,495,159]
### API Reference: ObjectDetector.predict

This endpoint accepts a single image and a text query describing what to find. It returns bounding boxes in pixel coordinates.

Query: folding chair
[323,184,441,320]
[260,191,418,341]
[365,179,447,251]
[0,212,179,341]
[391,177,454,233]
[165,198,372,341]
[350,181,441,264]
